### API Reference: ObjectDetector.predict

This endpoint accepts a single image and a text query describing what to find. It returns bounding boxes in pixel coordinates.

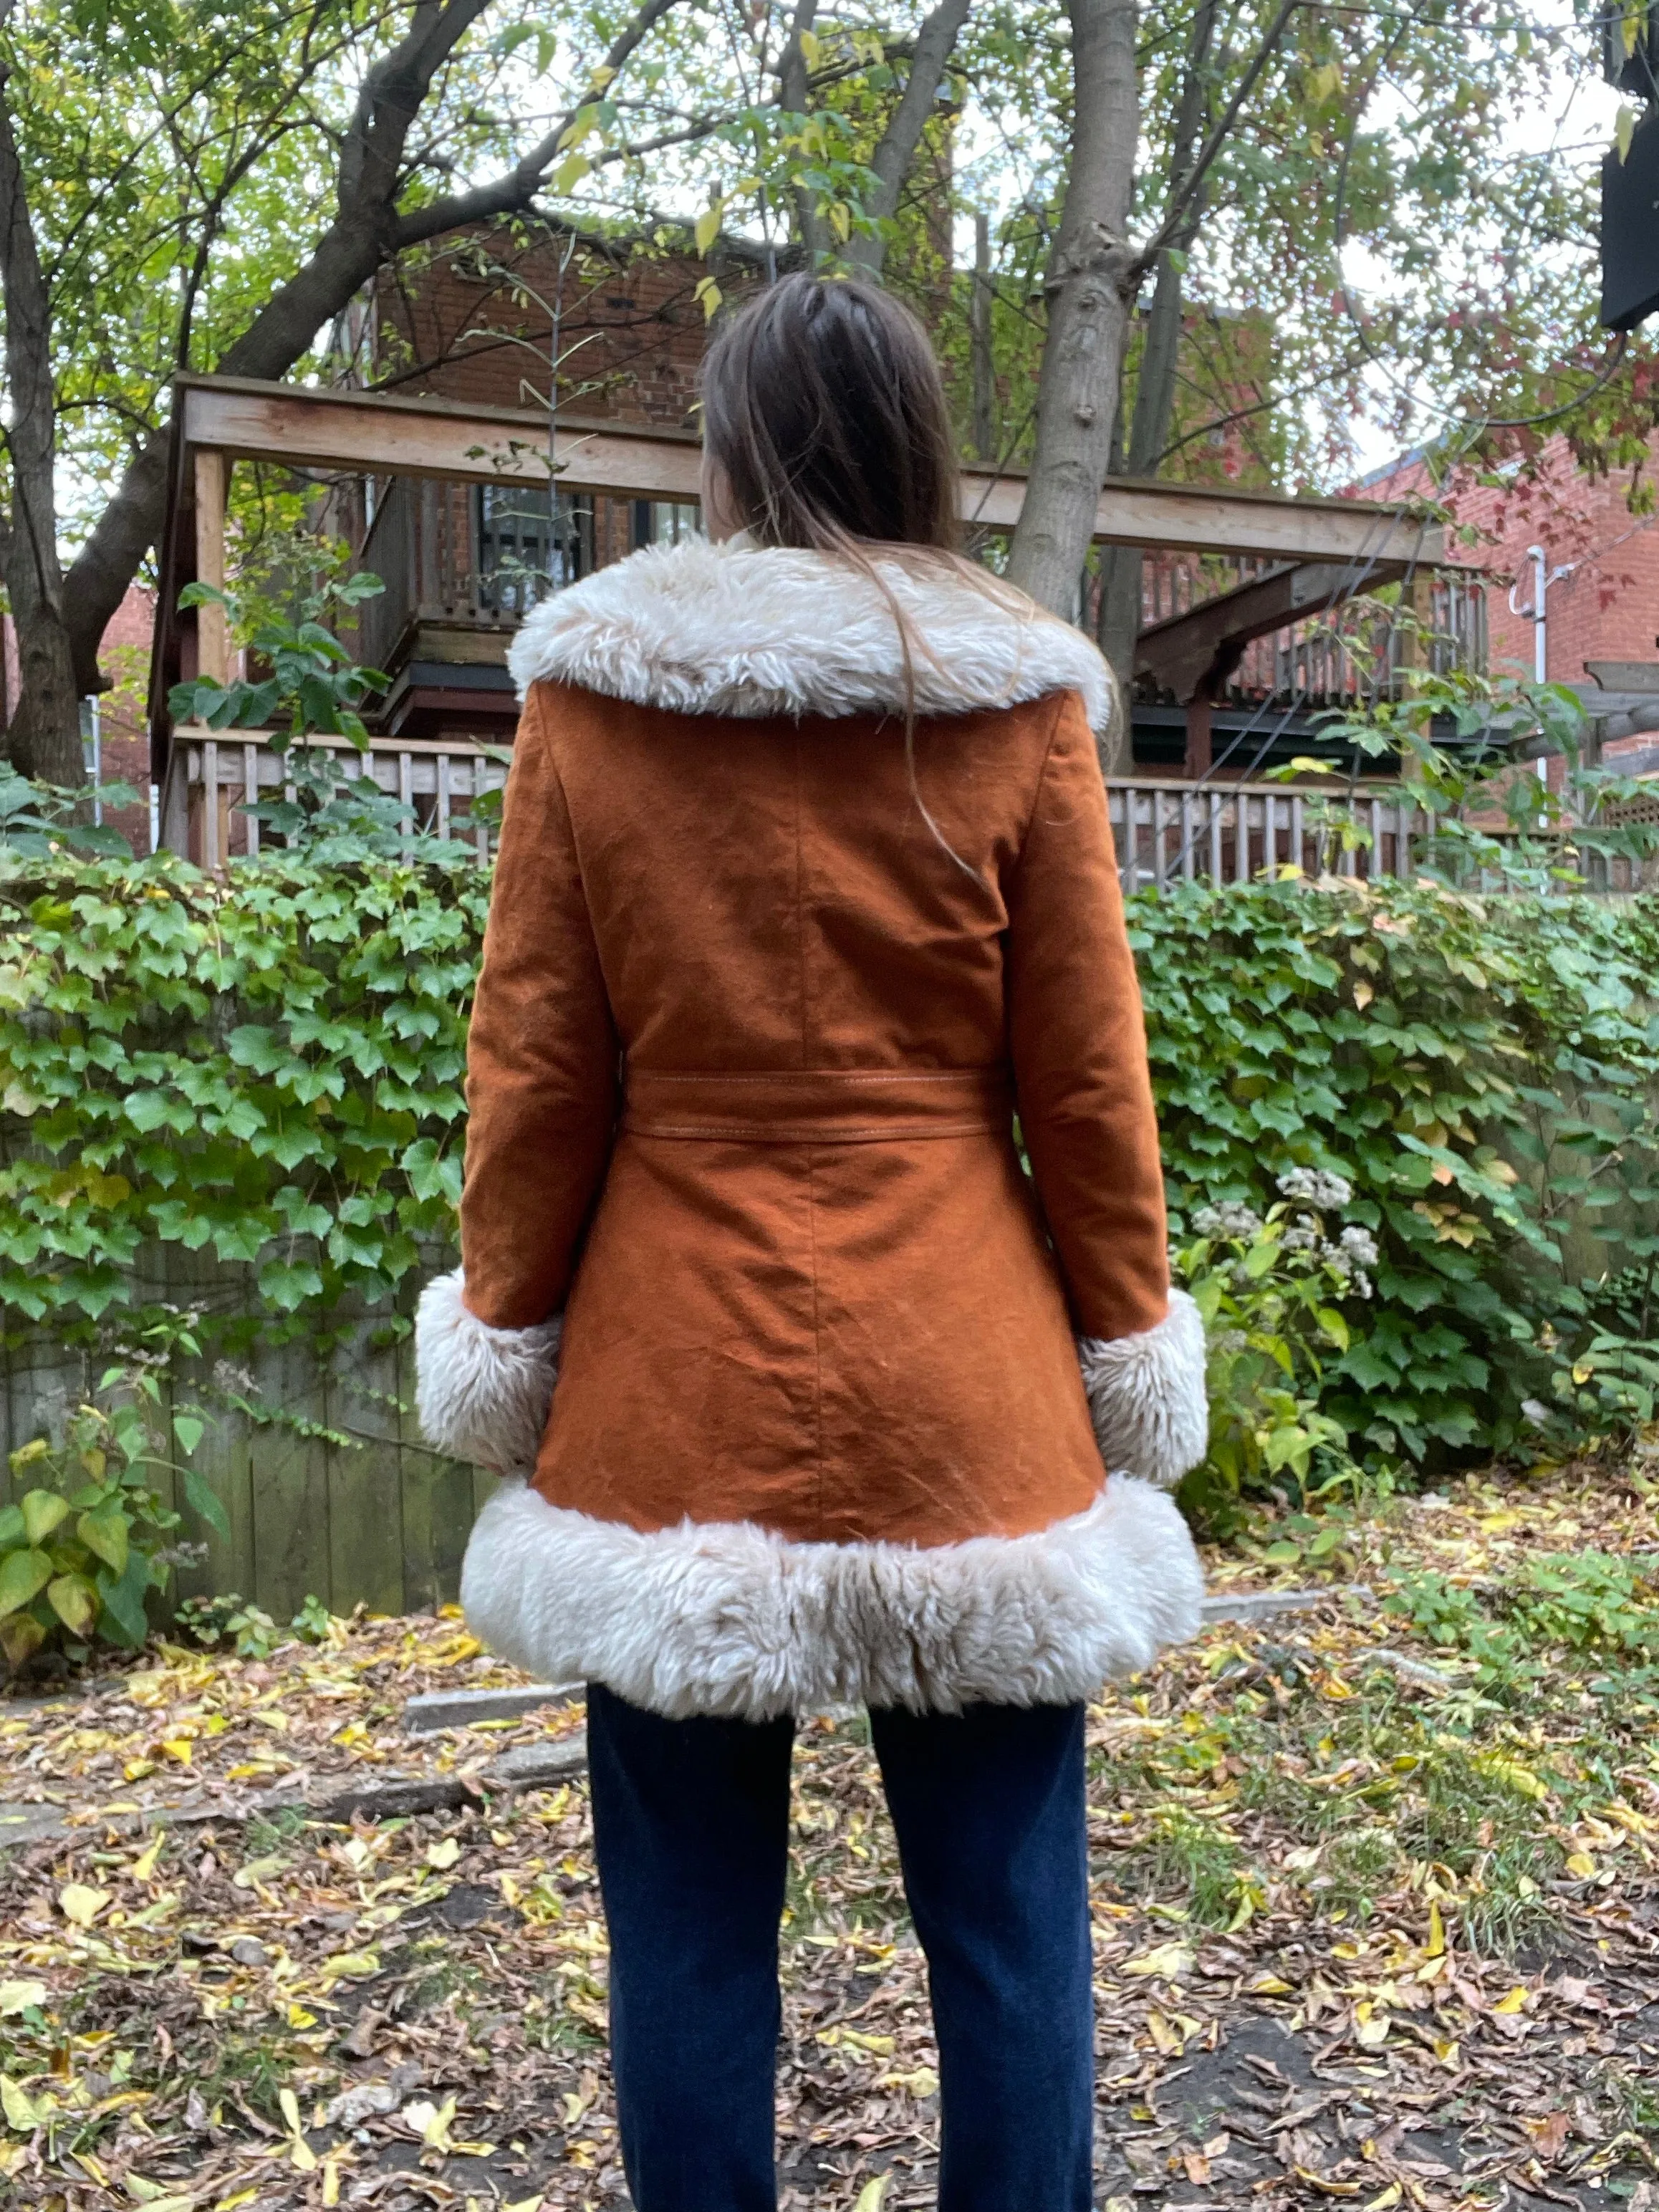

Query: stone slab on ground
[1199,1583,1367,1625]
[402,1681,581,1733]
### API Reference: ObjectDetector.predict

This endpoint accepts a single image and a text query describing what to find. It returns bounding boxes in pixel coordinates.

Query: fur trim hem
[507,536,1115,734]
[1079,1290,1210,1491]
[460,1477,1203,1721]
[414,1269,561,1476]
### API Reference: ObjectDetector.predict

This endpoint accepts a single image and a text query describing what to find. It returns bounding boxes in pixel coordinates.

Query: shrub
[1175,1165,1375,1528]
[1,836,1655,1496]
[1135,880,1659,1473]
[0,850,486,1346]
[0,1355,223,1669]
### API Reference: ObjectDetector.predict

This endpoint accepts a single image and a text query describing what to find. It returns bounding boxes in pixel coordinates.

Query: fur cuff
[461,1476,1203,1721]
[1078,1289,1209,1490]
[414,1269,562,1475]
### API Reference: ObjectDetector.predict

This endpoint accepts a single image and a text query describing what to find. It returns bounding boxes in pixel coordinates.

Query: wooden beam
[193,449,230,684]
[1135,557,1410,703]
[173,374,1446,567]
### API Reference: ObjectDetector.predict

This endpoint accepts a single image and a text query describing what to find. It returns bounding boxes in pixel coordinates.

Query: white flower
[1339,1225,1380,1268]
[1276,1166,1355,1211]
[1193,1200,1266,1241]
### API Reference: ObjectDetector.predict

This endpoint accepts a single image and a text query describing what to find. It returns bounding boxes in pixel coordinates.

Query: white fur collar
[506,536,1114,734]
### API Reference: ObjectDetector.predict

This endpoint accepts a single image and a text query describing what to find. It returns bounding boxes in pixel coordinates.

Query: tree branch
[1134,0,1299,273]
[844,0,972,275]
[390,0,686,247]
[776,0,833,261]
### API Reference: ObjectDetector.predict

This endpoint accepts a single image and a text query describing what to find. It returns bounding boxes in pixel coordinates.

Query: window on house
[631,500,703,550]
[473,484,595,614]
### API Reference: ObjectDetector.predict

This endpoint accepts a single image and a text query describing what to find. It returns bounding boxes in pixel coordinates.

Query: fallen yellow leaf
[0,1981,47,2017]
[1565,1850,1597,1879]
[2,2075,44,2132]
[425,1837,461,1871]
[1425,1902,1445,1958]
[160,1739,193,1766]
[1492,1986,1529,2014]
[57,1883,112,1929]
[1125,1941,1194,1979]
[131,1836,164,1882]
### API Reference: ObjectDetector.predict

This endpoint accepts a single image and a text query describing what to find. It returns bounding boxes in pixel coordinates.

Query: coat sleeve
[1004,690,1208,1488]
[414,684,620,1473]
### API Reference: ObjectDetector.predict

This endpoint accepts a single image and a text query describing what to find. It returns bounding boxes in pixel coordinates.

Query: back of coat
[416,539,1207,1721]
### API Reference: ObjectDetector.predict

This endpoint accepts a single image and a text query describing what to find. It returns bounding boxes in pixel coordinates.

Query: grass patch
[1133,1808,1252,1928]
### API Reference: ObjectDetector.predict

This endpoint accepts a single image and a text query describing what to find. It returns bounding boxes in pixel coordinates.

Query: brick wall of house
[372,231,754,428]
[1362,436,1659,686]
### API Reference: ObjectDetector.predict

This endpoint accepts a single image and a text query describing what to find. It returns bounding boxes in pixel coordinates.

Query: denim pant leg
[585,1680,796,2212]
[870,1701,1095,2212]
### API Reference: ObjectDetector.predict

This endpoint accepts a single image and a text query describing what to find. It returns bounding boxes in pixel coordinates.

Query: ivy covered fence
[1,850,1657,1627]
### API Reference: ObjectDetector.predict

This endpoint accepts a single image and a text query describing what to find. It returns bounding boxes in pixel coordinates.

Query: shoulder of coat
[506,537,1115,737]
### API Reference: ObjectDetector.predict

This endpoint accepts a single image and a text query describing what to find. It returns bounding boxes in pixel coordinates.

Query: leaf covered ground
[3,1456,1658,2212]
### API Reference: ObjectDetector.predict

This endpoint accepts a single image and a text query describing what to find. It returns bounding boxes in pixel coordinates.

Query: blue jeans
[585,1682,1095,2211]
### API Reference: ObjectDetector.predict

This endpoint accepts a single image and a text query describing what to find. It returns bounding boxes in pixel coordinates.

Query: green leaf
[181,1465,231,1540]
[1314,1307,1350,1351]
[0,1547,54,1617]
[96,1548,150,1647]
[19,1489,71,1545]
[77,1505,130,1576]
[173,1414,205,1457]
[47,1572,100,1636]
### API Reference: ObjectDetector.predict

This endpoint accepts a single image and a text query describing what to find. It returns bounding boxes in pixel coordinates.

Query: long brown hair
[701,275,1028,862]
[700,272,961,554]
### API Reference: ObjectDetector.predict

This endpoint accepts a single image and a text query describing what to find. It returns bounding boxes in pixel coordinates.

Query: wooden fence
[1,1246,488,1625]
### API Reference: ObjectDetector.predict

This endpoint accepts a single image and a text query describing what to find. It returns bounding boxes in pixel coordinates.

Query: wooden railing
[169,728,507,870]
[1106,778,1427,893]
[1107,776,1650,894]
[168,744,1645,893]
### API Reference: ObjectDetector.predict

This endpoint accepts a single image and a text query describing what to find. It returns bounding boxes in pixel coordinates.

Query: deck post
[1183,693,1213,780]
[193,451,231,683]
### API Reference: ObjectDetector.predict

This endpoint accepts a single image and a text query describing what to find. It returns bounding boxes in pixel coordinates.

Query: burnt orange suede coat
[415,539,1206,1720]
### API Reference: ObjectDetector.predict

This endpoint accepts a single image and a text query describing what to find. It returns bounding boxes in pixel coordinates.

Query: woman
[416,273,1206,2212]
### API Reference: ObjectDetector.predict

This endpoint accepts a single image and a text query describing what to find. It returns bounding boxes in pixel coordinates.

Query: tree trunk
[1004,0,1140,620]
[1097,0,1219,741]
[971,210,995,458]
[0,65,82,784]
